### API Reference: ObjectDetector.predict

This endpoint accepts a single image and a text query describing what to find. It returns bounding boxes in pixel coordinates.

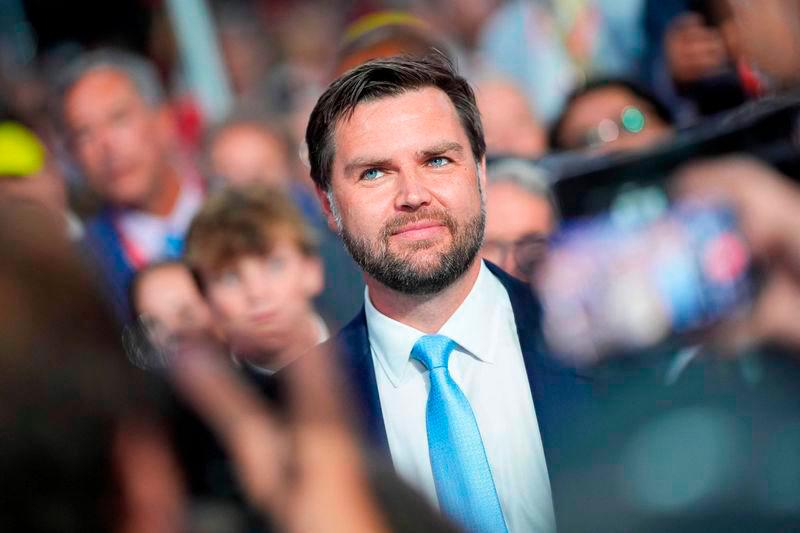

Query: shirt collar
[115,177,202,228]
[439,261,502,365]
[365,260,504,387]
[364,288,423,387]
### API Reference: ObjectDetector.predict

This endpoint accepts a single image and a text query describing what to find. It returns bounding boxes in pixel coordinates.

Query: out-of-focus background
[3,1,800,532]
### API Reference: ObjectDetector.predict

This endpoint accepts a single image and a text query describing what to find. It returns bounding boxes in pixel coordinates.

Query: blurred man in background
[56,48,204,322]
[204,113,325,225]
[481,159,557,279]
[205,116,293,191]
[475,77,548,159]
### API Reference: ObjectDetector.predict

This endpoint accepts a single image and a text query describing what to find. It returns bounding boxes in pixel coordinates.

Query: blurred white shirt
[116,178,203,264]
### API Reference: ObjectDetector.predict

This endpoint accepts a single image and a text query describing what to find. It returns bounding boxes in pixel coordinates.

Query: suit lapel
[84,208,136,323]
[336,308,391,454]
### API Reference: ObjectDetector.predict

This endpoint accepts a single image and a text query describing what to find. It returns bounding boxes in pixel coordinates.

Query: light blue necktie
[411,334,508,533]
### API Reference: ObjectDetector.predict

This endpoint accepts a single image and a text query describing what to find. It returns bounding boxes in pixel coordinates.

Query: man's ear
[315,186,340,232]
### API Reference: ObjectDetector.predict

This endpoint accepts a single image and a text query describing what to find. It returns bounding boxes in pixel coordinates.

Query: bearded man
[305,53,590,533]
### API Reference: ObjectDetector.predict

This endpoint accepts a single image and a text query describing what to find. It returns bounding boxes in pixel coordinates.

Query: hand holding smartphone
[535,200,754,366]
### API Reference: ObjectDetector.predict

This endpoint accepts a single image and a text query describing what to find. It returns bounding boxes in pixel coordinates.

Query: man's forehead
[331,87,465,154]
[66,68,147,119]
[64,68,149,126]
[70,67,140,99]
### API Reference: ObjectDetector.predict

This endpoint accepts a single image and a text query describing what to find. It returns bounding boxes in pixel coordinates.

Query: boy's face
[203,240,323,355]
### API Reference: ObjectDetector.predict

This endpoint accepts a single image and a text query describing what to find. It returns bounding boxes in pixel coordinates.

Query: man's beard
[335,204,485,296]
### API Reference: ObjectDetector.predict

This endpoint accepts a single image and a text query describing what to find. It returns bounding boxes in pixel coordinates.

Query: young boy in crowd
[184,184,327,374]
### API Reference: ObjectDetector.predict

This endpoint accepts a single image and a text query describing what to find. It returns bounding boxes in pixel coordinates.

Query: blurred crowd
[2,0,800,532]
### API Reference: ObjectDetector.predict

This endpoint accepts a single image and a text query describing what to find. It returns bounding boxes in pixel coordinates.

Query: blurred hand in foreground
[167,341,390,533]
[673,156,800,350]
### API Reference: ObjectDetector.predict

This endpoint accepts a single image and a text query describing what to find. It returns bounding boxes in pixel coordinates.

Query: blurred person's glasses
[581,106,647,149]
[482,232,549,278]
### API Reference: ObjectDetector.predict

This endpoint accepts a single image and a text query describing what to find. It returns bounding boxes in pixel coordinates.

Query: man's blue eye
[362,168,385,181]
[429,157,450,168]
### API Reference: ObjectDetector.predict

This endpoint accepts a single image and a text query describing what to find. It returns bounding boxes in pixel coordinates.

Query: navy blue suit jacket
[326,262,593,500]
[82,208,137,324]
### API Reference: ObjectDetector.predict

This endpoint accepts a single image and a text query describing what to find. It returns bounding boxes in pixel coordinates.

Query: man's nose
[394,168,432,211]
[95,127,118,163]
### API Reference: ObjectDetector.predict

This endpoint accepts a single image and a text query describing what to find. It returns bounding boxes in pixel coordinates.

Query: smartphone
[534,201,754,366]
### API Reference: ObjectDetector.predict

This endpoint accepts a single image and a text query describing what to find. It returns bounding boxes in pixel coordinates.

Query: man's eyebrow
[342,142,465,175]
[343,157,392,176]
[418,141,464,159]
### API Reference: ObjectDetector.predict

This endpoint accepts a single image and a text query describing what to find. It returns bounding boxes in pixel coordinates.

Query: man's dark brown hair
[305,52,486,192]
[184,184,318,291]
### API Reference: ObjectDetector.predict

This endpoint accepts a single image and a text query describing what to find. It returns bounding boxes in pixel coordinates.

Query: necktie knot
[411,334,457,370]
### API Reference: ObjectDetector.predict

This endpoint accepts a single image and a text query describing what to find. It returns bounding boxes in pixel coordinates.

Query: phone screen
[534,202,754,365]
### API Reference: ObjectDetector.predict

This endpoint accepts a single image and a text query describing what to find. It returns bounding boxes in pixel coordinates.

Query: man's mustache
[380,208,457,240]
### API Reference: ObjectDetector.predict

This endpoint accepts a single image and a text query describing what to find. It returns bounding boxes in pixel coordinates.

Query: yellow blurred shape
[0,121,45,177]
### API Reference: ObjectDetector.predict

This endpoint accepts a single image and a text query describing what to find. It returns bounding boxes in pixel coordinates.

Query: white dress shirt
[365,261,556,533]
